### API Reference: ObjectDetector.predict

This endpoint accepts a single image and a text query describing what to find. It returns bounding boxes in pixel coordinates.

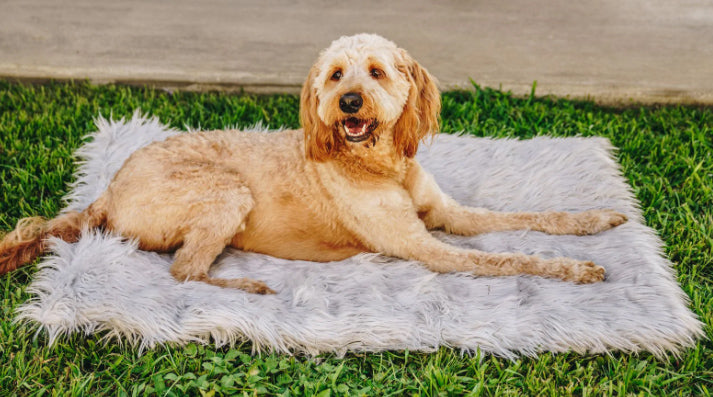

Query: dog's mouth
[341,117,379,142]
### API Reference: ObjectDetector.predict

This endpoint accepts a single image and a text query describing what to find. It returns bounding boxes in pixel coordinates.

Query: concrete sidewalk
[1,0,712,104]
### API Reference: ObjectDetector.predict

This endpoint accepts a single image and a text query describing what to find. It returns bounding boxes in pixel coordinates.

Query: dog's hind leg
[171,228,275,294]
[166,182,275,295]
[107,159,274,294]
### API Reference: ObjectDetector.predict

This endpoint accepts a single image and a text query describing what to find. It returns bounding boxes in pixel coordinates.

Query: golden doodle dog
[0,34,627,294]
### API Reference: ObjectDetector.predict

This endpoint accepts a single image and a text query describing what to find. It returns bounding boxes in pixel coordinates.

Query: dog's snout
[339,93,363,114]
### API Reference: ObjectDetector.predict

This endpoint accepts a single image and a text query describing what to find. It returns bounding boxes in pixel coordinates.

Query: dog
[0,34,627,294]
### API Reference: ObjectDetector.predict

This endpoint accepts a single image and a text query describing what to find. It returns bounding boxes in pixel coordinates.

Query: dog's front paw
[572,260,606,283]
[550,258,606,284]
[572,209,628,235]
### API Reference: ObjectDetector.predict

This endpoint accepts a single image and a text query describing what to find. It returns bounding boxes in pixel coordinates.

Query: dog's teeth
[343,120,370,136]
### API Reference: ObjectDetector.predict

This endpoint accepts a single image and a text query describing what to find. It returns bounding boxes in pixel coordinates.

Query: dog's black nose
[339,93,363,114]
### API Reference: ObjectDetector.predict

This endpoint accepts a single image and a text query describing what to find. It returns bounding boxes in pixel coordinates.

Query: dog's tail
[0,196,107,275]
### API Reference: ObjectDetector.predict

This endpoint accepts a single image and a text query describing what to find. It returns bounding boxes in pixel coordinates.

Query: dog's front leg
[405,162,627,236]
[343,188,605,284]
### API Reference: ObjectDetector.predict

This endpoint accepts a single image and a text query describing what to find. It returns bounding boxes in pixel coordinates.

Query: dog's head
[301,34,440,161]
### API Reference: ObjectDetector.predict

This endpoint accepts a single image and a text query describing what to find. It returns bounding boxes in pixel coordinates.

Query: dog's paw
[572,209,628,235]
[242,280,277,295]
[550,258,606,284]
[572,260,606,283]
[254,284,277,295]
[220,278,276,294]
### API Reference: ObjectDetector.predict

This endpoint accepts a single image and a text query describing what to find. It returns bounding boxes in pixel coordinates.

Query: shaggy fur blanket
[17,112,703,358]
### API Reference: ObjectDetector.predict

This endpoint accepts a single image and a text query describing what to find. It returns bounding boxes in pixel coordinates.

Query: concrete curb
[2,0,711,105]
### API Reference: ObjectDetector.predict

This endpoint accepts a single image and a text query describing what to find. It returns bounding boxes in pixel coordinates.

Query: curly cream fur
[0,34,627,293]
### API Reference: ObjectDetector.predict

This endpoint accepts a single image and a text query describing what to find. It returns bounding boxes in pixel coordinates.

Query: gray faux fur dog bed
[16,112,703,358]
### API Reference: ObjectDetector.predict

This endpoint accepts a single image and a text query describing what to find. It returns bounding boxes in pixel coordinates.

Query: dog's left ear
[393,50,441,158]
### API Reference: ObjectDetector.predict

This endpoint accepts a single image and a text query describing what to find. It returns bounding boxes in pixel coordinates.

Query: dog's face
[301,34,440,161]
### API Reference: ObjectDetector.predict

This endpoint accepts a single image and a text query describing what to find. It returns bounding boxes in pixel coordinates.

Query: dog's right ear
[300,65,334,162]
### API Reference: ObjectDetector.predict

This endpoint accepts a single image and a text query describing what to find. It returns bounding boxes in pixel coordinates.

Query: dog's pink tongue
[344,118,367,135]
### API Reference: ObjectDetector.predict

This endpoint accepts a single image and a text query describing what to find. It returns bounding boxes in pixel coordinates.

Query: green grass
[1,80,711,396]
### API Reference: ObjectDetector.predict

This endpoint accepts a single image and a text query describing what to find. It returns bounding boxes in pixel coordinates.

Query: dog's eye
[330,71,342,81]
[370,68,385,79]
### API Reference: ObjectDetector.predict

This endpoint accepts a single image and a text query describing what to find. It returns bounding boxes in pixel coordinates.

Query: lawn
[0,80,711,396]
